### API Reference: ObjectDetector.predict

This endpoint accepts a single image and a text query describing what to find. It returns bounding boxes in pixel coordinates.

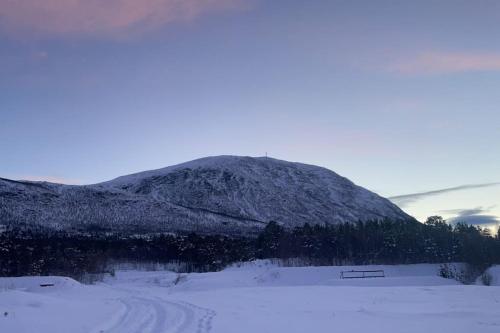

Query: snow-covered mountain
[0,156,414,234]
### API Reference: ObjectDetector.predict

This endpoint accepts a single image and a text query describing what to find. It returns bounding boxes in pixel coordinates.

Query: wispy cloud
[443,206,499,227]
[389,183,500,207]
[389,51,500,75]
[450,214,499,227]
[0,0,246,38]
[439,206,494,216]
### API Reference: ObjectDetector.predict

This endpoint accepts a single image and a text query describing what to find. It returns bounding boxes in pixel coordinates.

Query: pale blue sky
[1,0,499,226]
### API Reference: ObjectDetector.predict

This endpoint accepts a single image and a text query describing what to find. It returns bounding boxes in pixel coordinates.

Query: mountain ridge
[0,155,414,235]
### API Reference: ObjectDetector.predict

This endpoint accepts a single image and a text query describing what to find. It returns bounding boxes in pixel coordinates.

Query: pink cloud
[389,51,500,75]
[0,0,246,37]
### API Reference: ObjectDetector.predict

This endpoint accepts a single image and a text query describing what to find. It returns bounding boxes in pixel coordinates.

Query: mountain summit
[0,156,413,234]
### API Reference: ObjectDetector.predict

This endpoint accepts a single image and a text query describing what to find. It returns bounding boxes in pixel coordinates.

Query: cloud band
[0,0,244,37]
[389,182,500,207]
[389,52,500,75]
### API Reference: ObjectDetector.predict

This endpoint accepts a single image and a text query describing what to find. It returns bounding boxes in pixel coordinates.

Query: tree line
[1,217,499,282]
[256,216,500,270]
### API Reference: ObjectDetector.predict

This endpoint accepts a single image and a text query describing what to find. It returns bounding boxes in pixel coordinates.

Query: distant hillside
[0,156,414,234]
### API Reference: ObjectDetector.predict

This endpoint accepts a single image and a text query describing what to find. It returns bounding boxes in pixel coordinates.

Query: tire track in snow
[94,291,216,333]
[101,296,168,333]
[176,301,216,333]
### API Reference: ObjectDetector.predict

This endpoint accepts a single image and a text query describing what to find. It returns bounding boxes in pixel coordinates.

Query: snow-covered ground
[1,262,500,333]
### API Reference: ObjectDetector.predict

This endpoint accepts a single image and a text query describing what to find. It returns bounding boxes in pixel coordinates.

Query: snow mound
[168,263,459,293]
[0,276,81,293]
[484,265,500,286]
[104,270,180,287]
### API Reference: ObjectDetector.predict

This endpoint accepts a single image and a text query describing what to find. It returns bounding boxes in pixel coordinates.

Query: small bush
[480,272,492,286]
[439,263,493,285]
[173,273,187,285]
[438,263,478,284]
[439,263,458,279]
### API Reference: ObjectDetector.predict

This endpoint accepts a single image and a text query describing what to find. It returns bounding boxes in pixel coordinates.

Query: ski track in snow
[96,290,215,333]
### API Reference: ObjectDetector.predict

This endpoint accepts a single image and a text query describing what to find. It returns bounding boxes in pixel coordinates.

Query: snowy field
[1,262,500,333]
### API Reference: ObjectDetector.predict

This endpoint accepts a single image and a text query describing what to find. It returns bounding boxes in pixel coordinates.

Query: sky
[0,0,499,229]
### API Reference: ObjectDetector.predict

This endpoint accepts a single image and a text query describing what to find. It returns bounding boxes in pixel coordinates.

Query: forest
[1,217,499,283]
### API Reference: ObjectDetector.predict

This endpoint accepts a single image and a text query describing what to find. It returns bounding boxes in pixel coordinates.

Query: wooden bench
[340,270,385,279]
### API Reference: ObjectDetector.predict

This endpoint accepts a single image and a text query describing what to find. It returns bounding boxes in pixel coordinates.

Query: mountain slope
[0,156,414,234]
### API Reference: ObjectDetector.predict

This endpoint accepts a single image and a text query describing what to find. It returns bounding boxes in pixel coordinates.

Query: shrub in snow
[439,263,460,280]
[480,272,492,286]
[174,273,187,285]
